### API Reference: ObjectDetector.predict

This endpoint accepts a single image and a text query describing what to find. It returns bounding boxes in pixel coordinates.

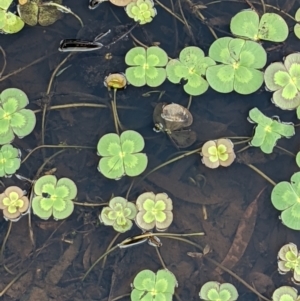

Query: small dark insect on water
[153,103,197,148]
[42,192,51,198]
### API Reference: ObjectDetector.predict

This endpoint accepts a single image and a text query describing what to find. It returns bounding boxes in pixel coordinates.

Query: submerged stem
[21,144,94,164]
[0,221,12,261]
[82,244,119,281]
[164,236,271,301]
[246,163,276,186]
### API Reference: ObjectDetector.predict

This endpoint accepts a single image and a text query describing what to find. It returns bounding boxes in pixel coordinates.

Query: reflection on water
[0,0,300,300]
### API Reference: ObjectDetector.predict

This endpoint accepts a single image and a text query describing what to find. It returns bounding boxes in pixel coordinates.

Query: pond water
[1,0,300,300]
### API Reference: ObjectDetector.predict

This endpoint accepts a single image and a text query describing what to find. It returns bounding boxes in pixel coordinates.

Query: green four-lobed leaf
[125,46,168,87]
[166,46,216,96]
[271,172,300,230]
[294,8,300,39]
[97,130,148,179]
[0,144,21,177]
[100,196,137,233]
[125,0,157,25]
[206,37,266,94]
[0,1,24,34]
[131,269,177,301]
[0,88,36,144]
[32,175,77,220]
[17,0,62,26]
[264,53,300,110]
[230,10,288,42]
[272,286,299,301]
[199,281,238,301]
[248,107,295,154]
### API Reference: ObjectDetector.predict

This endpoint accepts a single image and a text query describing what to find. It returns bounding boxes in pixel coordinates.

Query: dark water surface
[1,0,300,300]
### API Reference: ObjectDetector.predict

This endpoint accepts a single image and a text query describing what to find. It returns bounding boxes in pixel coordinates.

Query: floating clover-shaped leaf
[0,0,13,10]
[294,9,300,39]
[131,269,177,301]
[100,197,137,233]
[199,281,238,301]
[201,139,236,169]
[17,0,62,26]
[32,175,77,220]
[125,0,157,25]
[166,46,215,96]
[206,37,266,94]
[0,0,24,34]
[0,11,24,34]
[0,186,29,221]
[296,151,300,168]
[272,286,300,301]
[248,107,295,154]
[264,53,300,110]
[97,130,148,180]
[278,243,300,284]
[0,144,21,177]
[125,46,168,87]
[271,172,300,230]
[0,88,36,144]
[135,192,173,231]
[230,10,288,42]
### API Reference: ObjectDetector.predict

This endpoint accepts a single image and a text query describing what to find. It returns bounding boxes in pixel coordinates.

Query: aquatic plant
[97,130,148,179]
[0,144,21,177]
[248,107,295,154]
[17,0,62,26]
[206,37,267,94]
[99,197,137,233]
[230,10,288,42]
[199,281,238,301]
[125,0,156,25]
[0,186,29,221]
[0,0,24,34]
[131,269,177,301]
[278,243,300,284]
[135,192,173,231]
[272,286,300,301]
[104,73,127,89]
[0,88,36,145]
[294,8,300,39]
[271,172,300,230]
[264,53,300,110]
[32,175,77,220]
[125,46,168,87]
[166,46,215,96]
[201,139,235,169]
[153,103,196,148]
[297,152,300,168]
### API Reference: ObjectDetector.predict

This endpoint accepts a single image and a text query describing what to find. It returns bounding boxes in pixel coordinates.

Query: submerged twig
[21,144,94,164]
[0,46,7,78]
[0,221,12,261]
[33,103,107,114]
[42,52,74,147]
[82,232,204,280]
[154,0,185,24]
[0,52,55,82]
[178,0,196,44]
[246,163,276,186]
[169,237,272,301]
